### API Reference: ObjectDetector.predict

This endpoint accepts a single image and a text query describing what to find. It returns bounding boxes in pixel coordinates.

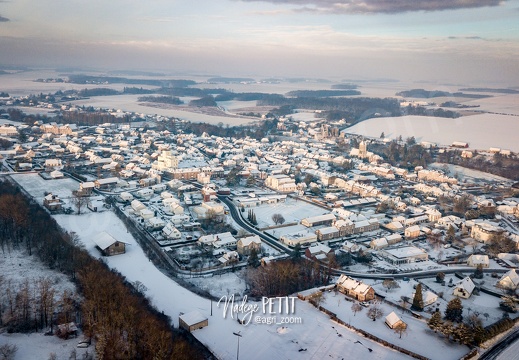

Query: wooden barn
[93,231,129,256]
[179,311,208,332]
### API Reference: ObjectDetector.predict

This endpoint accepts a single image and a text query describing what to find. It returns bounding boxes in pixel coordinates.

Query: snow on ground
[11,173,79,206]
[53,210,416,360]
[345,114,519,152]
[0,249,76,297]
[185,271,248,299]
[0,332,93,360]
[250,198,327,229]
[0,250,88,360]
[319,291,470,360]
[430,163,511,182]
[69,95,255,126]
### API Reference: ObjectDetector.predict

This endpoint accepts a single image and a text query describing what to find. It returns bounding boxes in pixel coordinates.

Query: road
[218,194,291,254]
[480,328,519,360]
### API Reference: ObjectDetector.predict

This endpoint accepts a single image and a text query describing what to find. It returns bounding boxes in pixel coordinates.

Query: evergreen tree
[474,264,484,279]
[436,272,445,283]
[248,248,260,268]
[445,297,463,322]
[428,311,443,333]
[412,283,424,311]
[453,323,473,345]
[291,243,302,261]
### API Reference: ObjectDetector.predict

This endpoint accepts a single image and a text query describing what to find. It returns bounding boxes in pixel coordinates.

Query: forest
[0,179,210,359]
[395,89,489,99]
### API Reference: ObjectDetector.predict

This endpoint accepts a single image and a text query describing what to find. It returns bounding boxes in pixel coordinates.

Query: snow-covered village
[0,68,519,360]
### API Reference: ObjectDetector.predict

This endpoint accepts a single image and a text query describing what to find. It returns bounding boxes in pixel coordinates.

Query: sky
[0,0,518,85]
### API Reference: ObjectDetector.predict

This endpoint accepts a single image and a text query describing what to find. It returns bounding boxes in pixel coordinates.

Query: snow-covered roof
[92,231,128,250]
[179,311,207,326]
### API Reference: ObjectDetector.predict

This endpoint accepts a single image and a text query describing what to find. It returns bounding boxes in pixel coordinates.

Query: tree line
[0,179,209,359]
[245,256,335,298]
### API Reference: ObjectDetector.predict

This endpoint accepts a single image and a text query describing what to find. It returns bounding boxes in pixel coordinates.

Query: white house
[498,269,519,290]
[162,222,182,239]
[467,254,490,268]
[452,277,475,299]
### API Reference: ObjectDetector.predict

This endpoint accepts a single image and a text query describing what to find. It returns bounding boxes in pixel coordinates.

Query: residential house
[498,269,519,290]
[336,274,375,301]
[162,222,182,239]
[218,251,239,266]
[43,193,62,211]
[237,235,262,256]
[404,225,421,239]
[452,277,475,299]
[467,254,490,268]
[305,243,333,261]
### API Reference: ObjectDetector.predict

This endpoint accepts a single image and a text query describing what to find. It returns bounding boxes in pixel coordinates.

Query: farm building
[92,231,129,256]
[385,312,406,329]
[179,311,208,332]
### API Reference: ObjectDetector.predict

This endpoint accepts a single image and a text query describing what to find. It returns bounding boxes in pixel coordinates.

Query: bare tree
[0,343,18,360]
[271,213,285,225]
[351,303,363,316]
[394,322,408,339]
[367,305,383,321]
[71,191,89,215]
[382,279,400,292]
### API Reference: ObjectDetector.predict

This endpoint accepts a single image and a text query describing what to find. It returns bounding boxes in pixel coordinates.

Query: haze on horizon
[1,0,518,85]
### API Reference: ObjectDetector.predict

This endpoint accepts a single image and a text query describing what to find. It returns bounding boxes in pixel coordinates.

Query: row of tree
[245,257,334,297]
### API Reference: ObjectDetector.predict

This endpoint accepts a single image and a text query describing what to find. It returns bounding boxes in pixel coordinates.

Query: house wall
[105,242,126,256]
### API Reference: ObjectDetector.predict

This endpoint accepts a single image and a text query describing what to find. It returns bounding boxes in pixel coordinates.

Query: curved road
[219,193,509,280]
[219,194,291,254]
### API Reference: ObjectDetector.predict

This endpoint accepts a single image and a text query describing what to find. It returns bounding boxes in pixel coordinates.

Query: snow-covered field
[319,291,469,360]
[10,173,79,206]
[346,114,519,152]
[430,163,511,182]
[249,198,327,229]
[185,271,248,299]
[0,332,93,360]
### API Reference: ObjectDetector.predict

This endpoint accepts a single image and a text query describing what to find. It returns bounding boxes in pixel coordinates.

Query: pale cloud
[239,0,506,14]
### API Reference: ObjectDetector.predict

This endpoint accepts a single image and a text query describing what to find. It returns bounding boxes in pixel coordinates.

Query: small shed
[385,311,406,329]
[179,311,208,332]
[93,231,129,256]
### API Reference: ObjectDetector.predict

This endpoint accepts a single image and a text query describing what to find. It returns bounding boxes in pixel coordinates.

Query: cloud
[239,0,506,14]
[0,15,9,22]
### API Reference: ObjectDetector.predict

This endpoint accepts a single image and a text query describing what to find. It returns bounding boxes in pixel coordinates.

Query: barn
[179,311,208,332]
[92,231,129,256]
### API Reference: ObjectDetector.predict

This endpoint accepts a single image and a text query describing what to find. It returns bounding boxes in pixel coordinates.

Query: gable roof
[385,311,402,326]
[454,276,475,295]
[92,231,128,250]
